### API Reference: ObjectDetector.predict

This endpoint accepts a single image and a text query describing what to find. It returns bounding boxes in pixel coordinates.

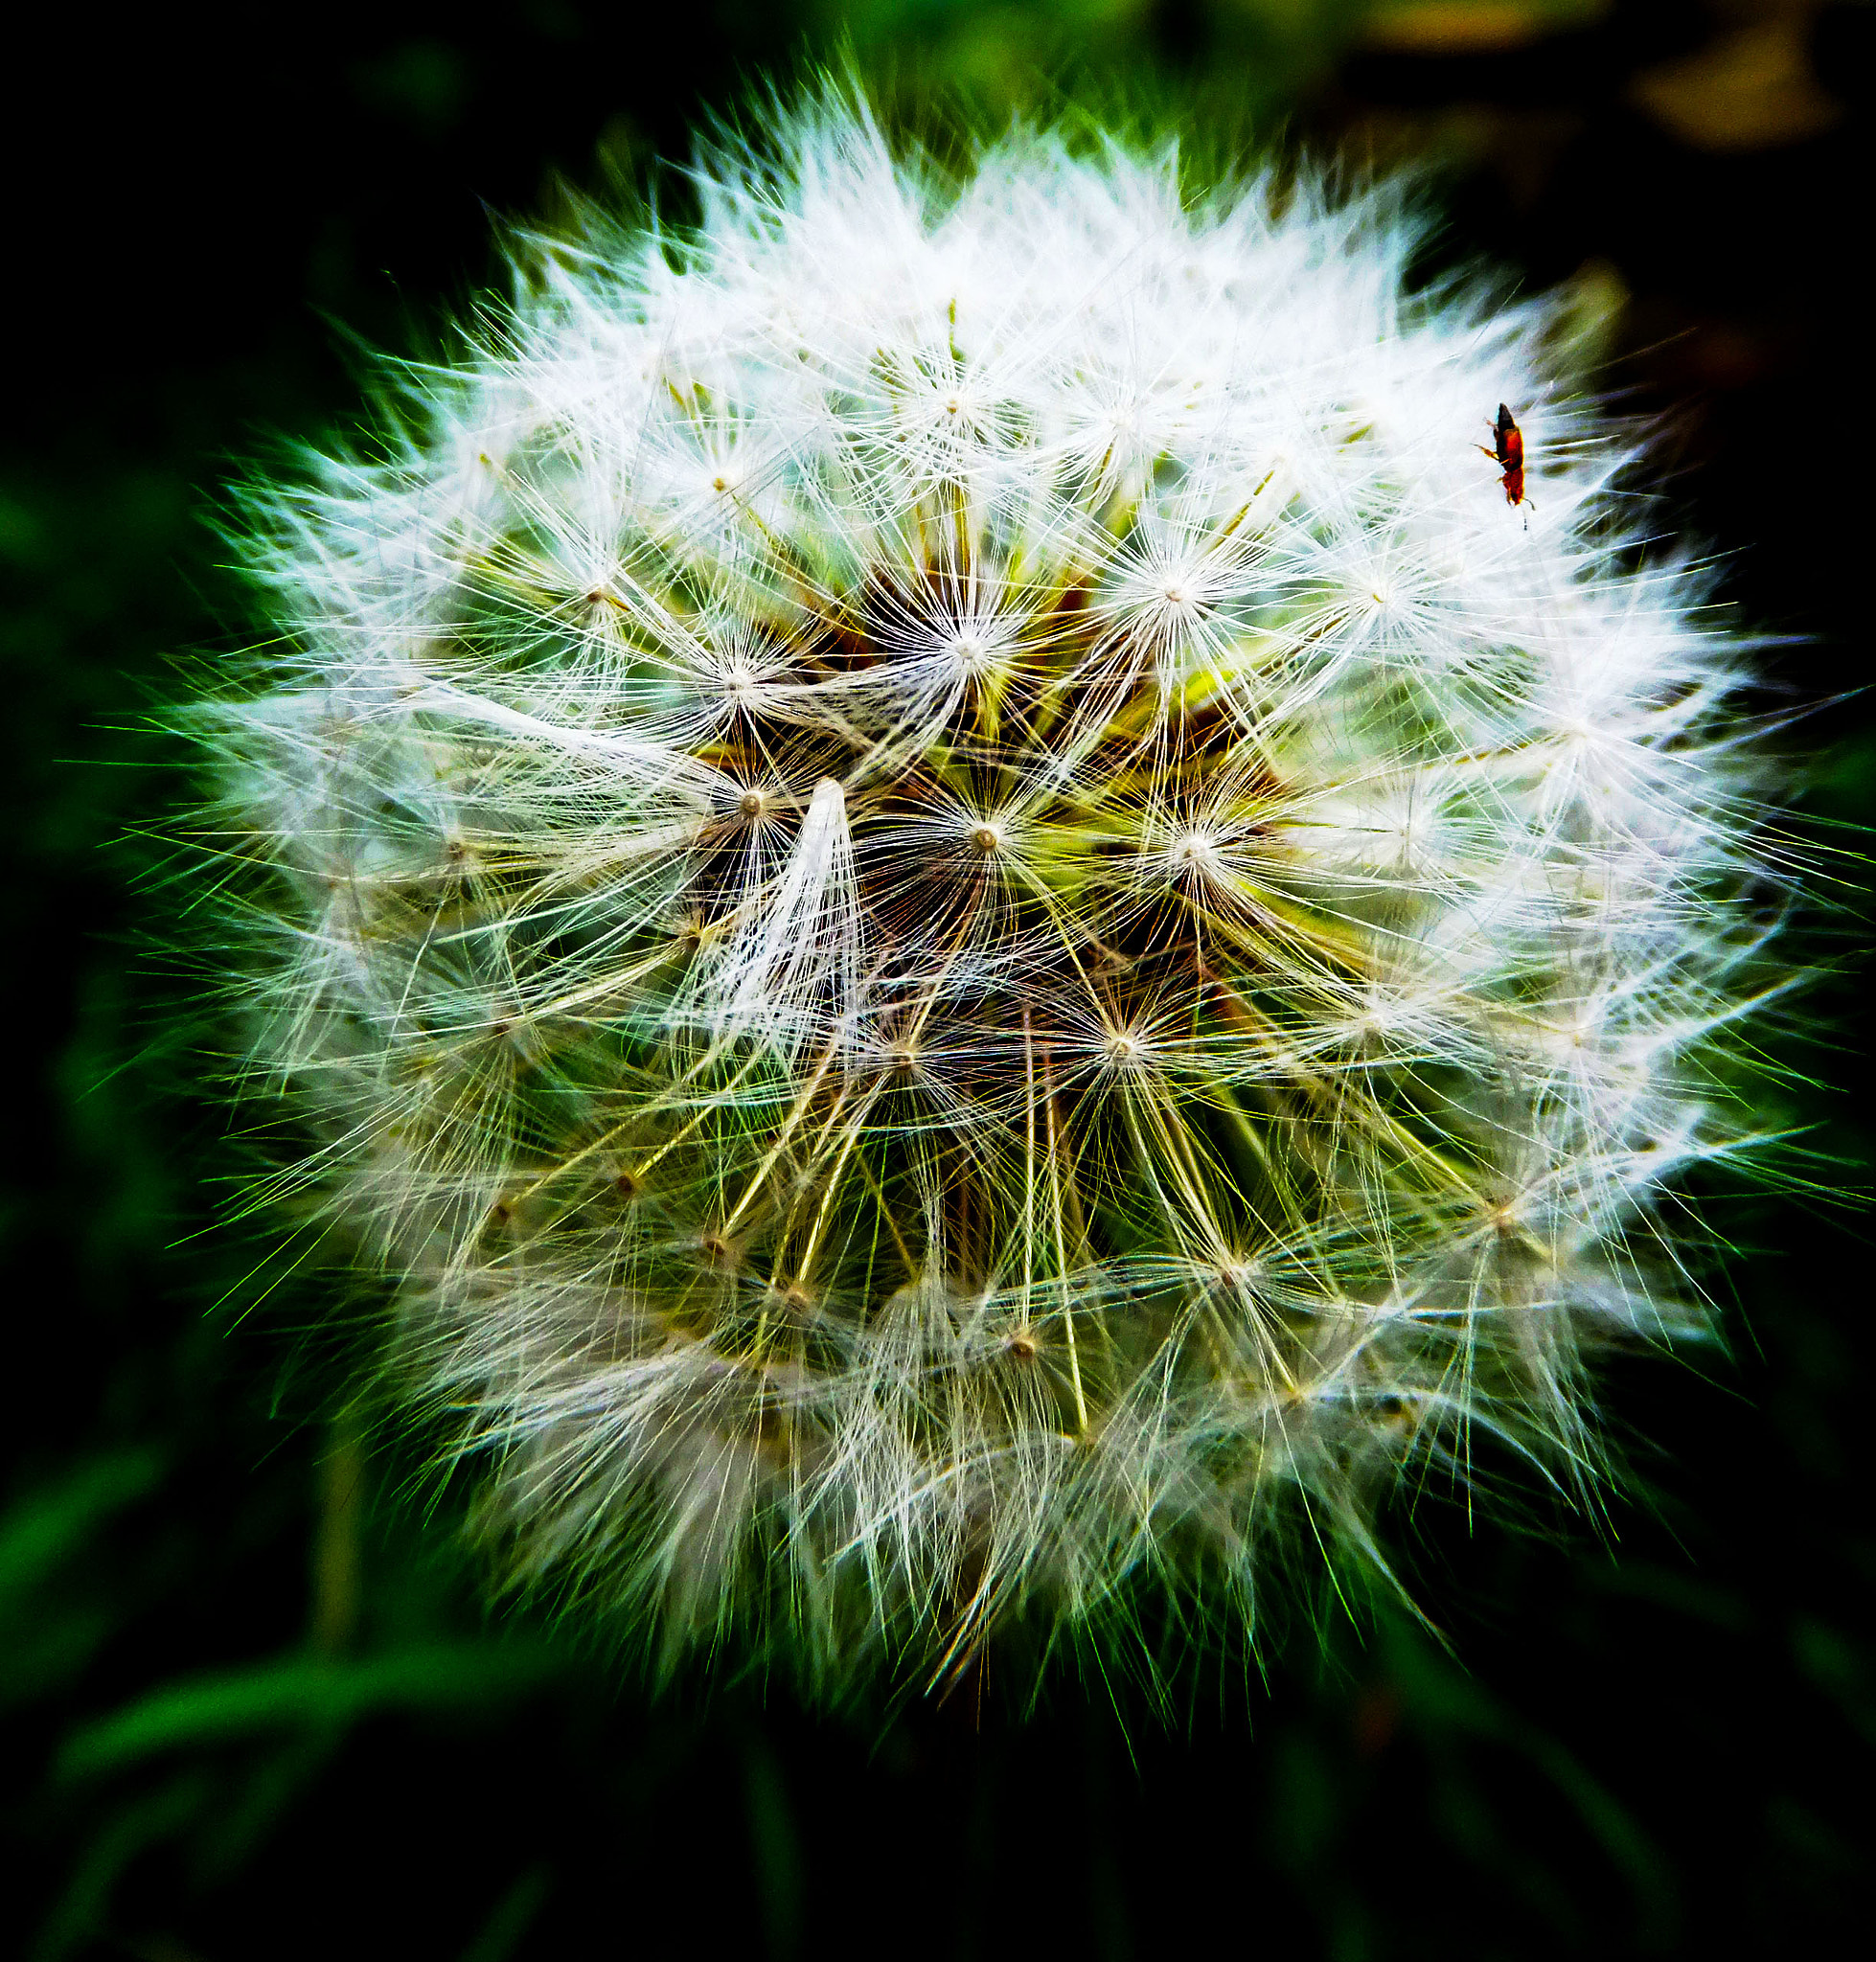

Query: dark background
[3,3,1871,1955]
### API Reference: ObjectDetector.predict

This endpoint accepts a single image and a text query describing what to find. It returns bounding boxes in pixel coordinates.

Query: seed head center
[1172,829,1218,869]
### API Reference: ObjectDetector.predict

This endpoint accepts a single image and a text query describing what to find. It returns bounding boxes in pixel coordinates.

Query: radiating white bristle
[187,82,1785,1701]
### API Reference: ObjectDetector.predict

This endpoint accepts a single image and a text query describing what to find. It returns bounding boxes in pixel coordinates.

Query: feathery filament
[193,92,1776,1696]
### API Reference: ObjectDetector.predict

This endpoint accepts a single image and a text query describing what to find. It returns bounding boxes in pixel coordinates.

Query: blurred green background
[4,3,1871,1955]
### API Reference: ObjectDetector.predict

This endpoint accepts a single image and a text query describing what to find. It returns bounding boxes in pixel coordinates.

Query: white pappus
[185,83,1789,1702]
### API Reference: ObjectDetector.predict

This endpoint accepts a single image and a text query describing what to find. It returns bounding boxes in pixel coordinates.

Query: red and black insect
[1478,402,1533,519]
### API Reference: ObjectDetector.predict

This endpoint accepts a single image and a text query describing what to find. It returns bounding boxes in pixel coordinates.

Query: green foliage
[57,1644,567,1780]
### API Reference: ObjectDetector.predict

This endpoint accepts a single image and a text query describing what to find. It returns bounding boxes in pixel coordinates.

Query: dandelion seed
[184,83,1788,1702]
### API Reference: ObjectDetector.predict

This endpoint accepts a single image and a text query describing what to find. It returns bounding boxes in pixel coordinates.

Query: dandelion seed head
[188,84,1789,1701]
